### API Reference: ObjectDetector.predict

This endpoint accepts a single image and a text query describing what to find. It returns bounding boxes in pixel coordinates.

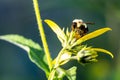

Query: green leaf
[66,66,77,80]
[54,66,77,80]
[0,34,49,75]
[56,68,66,79]
[49,66,77,80]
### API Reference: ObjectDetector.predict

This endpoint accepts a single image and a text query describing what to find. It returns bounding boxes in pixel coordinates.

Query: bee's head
[72,19,88,31]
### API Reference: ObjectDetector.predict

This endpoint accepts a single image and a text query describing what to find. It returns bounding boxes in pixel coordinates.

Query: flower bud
[77,48,98,63]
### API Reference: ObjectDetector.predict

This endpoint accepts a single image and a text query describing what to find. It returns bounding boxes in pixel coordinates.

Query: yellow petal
[73,28,112,46]
[44,19,66,42]
[92,48,114,58]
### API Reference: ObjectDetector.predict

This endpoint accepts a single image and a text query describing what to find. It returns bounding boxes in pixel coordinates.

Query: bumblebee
[71,19,94,39]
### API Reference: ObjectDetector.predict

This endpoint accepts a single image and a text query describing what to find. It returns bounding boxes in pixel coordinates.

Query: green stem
[48,69,56,80]
[33,0,52,70]
[48,48,66,80]
[54,48,66,68]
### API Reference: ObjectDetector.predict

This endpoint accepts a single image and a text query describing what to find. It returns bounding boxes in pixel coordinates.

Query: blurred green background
[0,0,120,80]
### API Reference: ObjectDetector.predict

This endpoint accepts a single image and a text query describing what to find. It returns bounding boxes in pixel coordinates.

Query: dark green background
[0,0,120,80]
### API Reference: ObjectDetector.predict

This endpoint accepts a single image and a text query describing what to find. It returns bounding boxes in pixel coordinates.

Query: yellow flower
[45,19,114,65]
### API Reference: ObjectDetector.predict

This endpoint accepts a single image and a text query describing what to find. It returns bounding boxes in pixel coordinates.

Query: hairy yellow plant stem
[33,0,52,70]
